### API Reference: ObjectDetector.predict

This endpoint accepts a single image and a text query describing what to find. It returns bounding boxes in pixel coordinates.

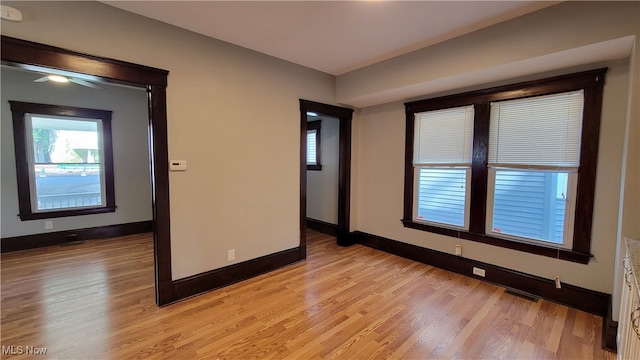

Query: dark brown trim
[306,218,339,236]
[1,36,173,306]
[338,114,353,246]
[172,248,303,302]
[1,220,152,253]
[402,107,415,222]
[405,69,608,113]
[354,231,610,317]
[1,36,167,87]
[401,220,591,264]
[403,68,607,264]
[468,103,489,234]
[603,297,618,352]
[300,109,309,259]
[147,84,173,306]
[574,74,606,254]
[300,100,354,249]
[9,101,116,221]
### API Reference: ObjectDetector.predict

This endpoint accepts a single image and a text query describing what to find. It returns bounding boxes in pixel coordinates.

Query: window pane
[29,116,104,212]
[416,168,466,227]
[307,130,317,165]
[491,170,567,244]
[34,164,103,210]
[31,117,99,164]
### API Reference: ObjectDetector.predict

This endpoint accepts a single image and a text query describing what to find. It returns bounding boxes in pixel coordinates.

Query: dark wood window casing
[402,68,607,264]
[10,101,116,220]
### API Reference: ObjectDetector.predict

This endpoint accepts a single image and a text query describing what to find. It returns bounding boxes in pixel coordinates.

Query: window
[413,106,474,229]
[307,120,322,170]
[402,69,606,263]
[486,91,583,247]
[9,101,116,220]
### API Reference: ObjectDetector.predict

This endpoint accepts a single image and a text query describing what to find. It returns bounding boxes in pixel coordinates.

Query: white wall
[307,116,339,224]
[0,1,335,280]
[1,67,151,238]
[346,1,639,308]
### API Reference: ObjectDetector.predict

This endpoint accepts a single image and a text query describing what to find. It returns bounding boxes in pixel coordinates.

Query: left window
[307,120,322,170]
[9,101,116,220]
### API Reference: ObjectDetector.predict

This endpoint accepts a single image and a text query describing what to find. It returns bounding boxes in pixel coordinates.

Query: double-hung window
[10,101,116,220]
[487,91,583,247]
[402,69,606,263]
[413,106,474,229]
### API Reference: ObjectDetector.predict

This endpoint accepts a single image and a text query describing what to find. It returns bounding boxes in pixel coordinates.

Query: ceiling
[101,1,559,76]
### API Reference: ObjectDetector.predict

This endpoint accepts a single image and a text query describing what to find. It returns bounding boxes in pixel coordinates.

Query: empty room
[1,1,639,359]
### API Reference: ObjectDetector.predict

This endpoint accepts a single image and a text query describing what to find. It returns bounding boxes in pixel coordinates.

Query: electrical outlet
[45,221,53,230]
[473,267,486,277]
[227,249,235,261]
[455,244,462,256]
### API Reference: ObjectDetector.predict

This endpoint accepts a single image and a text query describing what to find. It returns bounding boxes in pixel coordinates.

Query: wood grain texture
[0,231,614,359]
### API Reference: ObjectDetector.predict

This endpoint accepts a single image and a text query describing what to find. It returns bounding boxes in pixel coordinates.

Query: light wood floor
[1,230,615,359]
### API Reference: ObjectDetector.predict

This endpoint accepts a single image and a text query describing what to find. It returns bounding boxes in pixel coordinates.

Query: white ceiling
[101,1,559,76]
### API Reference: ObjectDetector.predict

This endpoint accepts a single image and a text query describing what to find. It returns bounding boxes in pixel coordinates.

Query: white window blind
[414,105,474,165]
[413,105,474,229]
[488,90,584,169]
[307,130,317,165]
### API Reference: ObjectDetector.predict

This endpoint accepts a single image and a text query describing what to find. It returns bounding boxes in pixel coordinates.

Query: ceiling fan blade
[69,78,102,89]
[34,76,49,82]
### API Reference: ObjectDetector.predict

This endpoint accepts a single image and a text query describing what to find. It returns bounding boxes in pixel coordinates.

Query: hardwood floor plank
[1,231,616,359]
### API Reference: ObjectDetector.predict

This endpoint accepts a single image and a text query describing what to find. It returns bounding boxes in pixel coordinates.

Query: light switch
[169,160,187,171]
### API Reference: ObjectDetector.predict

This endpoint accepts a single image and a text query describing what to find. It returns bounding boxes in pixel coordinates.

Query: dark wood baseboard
[353,231,611,318]
[306,218,338,236]
[1,220,152,253]
[171,247,303,303]
[603,296,618,352]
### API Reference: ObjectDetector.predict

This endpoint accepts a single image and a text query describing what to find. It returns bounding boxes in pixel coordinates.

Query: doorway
[1,36,173,306]
[299,100,354,254]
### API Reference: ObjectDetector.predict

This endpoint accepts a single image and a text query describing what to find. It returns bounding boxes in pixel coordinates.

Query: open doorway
[306,113,340,235]
[1,36,173,306]
[299,100,353,254]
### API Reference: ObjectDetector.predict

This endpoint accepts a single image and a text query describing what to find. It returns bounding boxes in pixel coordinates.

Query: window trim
[306,120,322,171]
[402,68,607,264]
[9,101,116,220]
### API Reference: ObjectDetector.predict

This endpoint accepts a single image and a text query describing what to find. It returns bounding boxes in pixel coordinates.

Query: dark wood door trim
[1,36,174,306]
[300,100,354,249]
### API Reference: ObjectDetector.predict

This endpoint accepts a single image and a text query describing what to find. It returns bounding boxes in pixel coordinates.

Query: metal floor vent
[61,240,85,247]
[505,288,539,302]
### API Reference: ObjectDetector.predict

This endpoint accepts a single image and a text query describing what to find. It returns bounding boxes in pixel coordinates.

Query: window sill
[19,206,117,221]
[401,219,592,264]
[307,165,323,171]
